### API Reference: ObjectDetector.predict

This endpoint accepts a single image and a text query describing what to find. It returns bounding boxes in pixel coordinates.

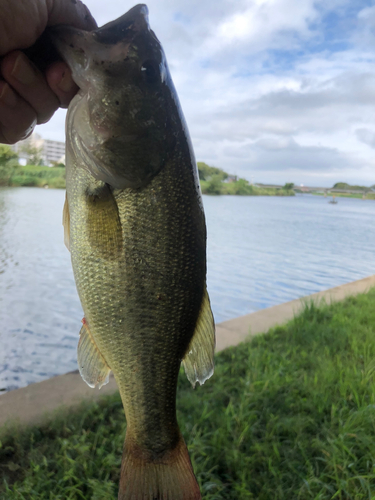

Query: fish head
[51,5,180,189]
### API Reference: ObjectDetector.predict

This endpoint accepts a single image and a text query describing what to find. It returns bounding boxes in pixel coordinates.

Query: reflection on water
[0,188,374,391]
[206,194,375,322]
[0,188,82,392]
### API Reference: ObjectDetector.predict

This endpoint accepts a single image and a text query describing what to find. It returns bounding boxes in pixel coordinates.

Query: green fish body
[52,5,215,499]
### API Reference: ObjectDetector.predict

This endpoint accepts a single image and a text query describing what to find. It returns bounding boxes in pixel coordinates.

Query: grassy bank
[2,289,375,498]
[0,163,295,196]
[200,179,295,196]
[312,192,375,200]
[0,155,294,196]
[197,162,295,196]
[0,164,66,189]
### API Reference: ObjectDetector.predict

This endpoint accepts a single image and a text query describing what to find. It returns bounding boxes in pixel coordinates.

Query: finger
[0,82,37,144]
[1,51,60,124]
[46,0,97,30]
[0,0,97,56]
[0,1,48,56]
[45,61,78,108]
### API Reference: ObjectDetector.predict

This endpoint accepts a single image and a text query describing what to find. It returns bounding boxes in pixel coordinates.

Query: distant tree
[19,143,44,166]
[197,162,229,181]
[233,178,253,195]
[51,160,65,168]
[0,144,18,165]
[333,182,367,191]
[283,182,294,190]
[0,145,19,186]
[333,182,350,189]
[204,175,223,195]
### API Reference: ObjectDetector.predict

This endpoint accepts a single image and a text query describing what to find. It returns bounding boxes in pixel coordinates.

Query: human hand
[0,0,97,144]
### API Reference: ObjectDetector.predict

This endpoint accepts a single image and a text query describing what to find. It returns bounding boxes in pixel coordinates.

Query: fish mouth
[49,4,150,88]
[48,26,92,89]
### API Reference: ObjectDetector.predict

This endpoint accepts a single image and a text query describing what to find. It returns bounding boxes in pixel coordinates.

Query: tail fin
[118,434,201,500]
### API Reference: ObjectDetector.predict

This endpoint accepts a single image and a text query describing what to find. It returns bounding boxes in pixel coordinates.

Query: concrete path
[1,275,375,430]
[215,274,375,351]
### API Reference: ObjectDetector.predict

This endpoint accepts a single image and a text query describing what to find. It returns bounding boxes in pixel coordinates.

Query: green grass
[1,163,296,195]
[0,164,66,188]
[312,192,375,200]
[200,179,295,196]
[2,290,375,499]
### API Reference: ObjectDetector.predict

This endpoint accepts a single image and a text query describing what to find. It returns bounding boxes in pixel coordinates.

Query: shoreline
[1,274,374,430]
[4,185,375,199]
[0,184,295,196]
[311,192,375,200]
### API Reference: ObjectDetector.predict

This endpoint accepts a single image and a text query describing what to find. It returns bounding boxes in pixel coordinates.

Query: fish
[50,4,215,500]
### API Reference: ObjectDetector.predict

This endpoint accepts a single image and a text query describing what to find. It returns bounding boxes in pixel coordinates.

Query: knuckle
[0,51,17,77]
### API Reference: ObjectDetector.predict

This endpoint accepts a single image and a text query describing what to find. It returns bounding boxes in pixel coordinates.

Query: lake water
[1,187,374,391]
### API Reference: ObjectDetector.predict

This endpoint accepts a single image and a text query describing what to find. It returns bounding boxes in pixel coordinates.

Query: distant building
[224,175,238,183]
[43,138,66,164]
[12,133,65,166]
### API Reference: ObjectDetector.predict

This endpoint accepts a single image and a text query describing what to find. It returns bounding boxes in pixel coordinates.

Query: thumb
[46,0,97,30]
[0,0,97,56]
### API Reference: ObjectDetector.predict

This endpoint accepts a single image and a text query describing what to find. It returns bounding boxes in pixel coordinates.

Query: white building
[12,133,65,166]
[43,138,66,164]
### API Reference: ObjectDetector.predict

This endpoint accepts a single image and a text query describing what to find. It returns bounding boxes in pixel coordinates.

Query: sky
[37,0,375,187]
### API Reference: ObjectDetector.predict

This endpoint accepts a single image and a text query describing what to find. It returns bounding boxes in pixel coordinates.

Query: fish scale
[52,4,215,499]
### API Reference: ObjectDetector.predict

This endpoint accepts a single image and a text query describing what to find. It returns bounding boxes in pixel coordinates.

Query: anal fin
[182,288,215,388]
[78,318,111,389]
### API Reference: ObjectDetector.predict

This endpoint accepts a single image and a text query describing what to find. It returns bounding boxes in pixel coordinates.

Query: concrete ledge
[0,371,119,432]
[1,275,375,429]
[215,275,375,351]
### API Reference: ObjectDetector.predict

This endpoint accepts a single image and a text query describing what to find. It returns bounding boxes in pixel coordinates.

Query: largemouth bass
[51,5,215,499]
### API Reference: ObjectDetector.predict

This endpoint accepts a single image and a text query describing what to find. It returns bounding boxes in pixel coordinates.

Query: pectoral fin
[62,193,70,251]
[182,288,215,388]
[86,183,122,260]
[77,319,111,389]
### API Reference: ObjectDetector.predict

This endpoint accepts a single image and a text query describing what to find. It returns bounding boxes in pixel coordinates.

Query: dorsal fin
[182,288,215,388]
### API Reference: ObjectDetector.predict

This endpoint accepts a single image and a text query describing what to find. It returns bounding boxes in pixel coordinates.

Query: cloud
[206,0,319,53]
[185,68,375,155]
[356,128,375,149]
[356,4,375,46]
[36,0,375,187]
[254,137,298,150]
[216,138,369,187]
[221,137,360,171]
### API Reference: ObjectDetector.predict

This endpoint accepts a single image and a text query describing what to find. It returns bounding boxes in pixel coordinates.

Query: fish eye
[140,60,159,84]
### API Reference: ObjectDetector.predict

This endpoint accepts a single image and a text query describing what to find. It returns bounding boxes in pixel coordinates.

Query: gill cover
[51,4,178,189]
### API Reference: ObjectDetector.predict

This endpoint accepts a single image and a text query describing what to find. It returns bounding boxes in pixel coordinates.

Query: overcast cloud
[37,0,375,187]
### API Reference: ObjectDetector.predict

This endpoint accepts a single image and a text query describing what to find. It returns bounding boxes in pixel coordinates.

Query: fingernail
[11,53,37,85]
[0,83,18,107]
[19,119,37,141]
[57,70,76,93]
